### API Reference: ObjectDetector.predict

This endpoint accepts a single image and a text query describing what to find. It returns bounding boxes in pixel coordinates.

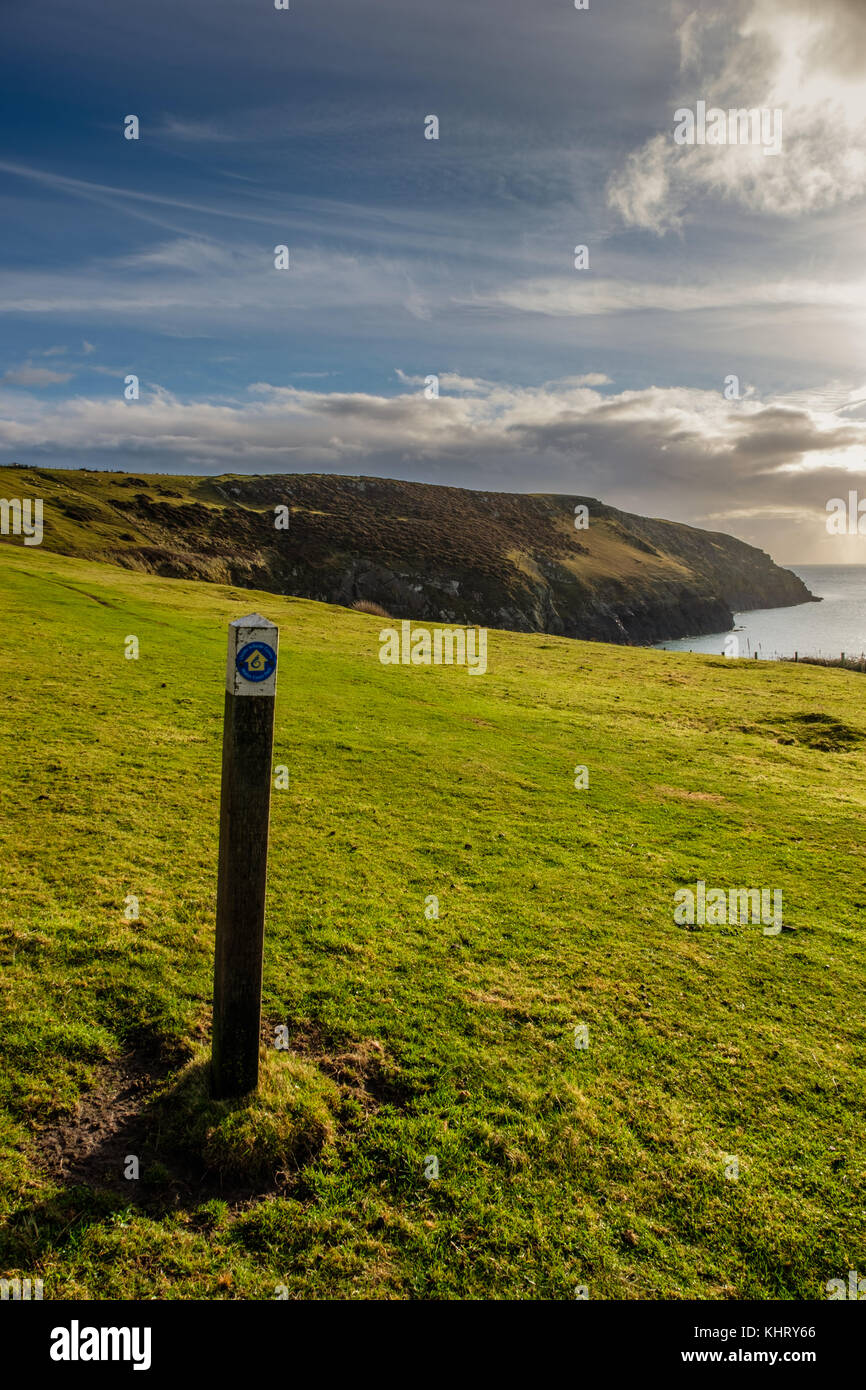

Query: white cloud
[157,116,240,144]
[0,236,429,328]
[2,371,862,561]
[608,0,866,233]
[1,374,863,513]
[3,364,74,386]
[472,274,866,318]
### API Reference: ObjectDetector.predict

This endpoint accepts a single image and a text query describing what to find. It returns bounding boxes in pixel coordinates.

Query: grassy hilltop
[1,464,814,644]
[0,543,863,1300]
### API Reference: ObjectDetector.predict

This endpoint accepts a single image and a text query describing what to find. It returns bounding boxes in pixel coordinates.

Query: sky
[1,0,866,562]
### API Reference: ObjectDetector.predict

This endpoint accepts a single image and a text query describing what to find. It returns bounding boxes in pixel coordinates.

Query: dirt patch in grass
[33,1047,335,1204]
[35,1051,175,1195]
[33,1026,411,1206]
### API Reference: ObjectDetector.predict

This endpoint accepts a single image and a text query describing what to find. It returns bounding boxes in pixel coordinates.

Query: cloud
[1,373,864,559]
[157,116,240,144]
[608,0,866,233]
[3,364,74,386]
[0,236,440,330]
[472,274,866,318]
[0,161,288,231]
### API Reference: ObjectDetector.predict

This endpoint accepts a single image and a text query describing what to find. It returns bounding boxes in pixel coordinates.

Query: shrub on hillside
[351,599,391,618]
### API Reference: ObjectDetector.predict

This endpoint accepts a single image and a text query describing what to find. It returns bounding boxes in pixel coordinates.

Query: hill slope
[0,545,862,1299]
[1,466,815,643]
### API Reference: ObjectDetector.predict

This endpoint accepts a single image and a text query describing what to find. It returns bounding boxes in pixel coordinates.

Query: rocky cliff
[2,467,817,644]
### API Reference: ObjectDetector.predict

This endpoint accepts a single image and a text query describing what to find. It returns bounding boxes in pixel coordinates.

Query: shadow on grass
[16,1045,343,1232]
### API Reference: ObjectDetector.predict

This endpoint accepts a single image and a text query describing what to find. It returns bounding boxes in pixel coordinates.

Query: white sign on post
[225,613,279,698]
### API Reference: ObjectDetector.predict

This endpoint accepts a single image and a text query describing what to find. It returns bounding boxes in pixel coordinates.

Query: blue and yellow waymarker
[235,640,277,684]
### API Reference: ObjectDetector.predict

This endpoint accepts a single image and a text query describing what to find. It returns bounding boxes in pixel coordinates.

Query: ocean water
[652,566,866,660]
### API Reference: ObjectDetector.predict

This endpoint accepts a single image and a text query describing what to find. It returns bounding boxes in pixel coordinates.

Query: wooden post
[212,614,279,1099]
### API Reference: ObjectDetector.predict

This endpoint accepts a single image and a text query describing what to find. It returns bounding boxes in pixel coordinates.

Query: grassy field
[0,543,863,1300]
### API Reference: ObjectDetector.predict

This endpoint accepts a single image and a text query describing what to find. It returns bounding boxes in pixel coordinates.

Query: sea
[651,566,866,660]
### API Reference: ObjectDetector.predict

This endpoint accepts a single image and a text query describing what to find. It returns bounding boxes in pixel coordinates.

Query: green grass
[0,544,863,1300]
[151,1050,342,1182]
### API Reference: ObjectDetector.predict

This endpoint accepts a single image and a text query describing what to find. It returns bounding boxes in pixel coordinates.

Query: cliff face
[2,468,816,643]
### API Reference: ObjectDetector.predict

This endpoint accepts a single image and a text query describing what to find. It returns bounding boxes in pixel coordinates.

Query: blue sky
[2,0,866,561]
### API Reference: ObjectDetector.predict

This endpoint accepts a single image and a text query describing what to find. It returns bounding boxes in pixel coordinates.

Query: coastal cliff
[1,468,816,644]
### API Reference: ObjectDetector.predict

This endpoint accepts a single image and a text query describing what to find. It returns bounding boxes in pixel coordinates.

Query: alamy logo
[379,620,487,675]
[674,101,782,156]
[50,1320,152,1371]
[1,1277,43,1299]
[826,492,866,535]
[826,1270,866,1299]
[674,880,782,935]
[0,497,43,546]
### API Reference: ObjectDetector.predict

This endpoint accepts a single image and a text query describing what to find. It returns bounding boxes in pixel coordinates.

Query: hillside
[0,544,863,1299]
[0,465,815,643]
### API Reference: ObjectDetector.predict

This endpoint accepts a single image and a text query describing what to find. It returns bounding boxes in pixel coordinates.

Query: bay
[652,565,866,659]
